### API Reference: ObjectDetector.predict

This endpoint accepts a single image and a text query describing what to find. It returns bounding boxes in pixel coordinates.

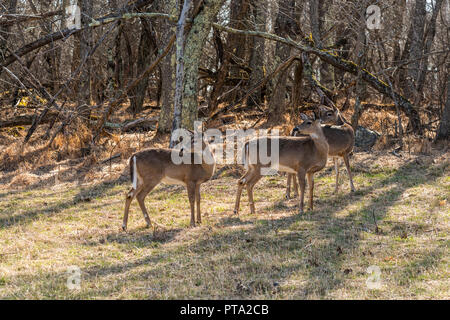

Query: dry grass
[0,100,448,299]
[0,149,448,299]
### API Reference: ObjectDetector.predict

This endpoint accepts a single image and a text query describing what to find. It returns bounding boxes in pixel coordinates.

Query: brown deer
[286,105,355,198]
[234,112,329,215]
[122,130,216,230]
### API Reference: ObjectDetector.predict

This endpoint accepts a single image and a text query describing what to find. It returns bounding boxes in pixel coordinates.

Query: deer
[234,112,329,215]
[286,105,355,199]
[122,129,216,231]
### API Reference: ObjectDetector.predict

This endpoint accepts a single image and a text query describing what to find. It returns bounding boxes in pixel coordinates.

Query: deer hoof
[122,224,127,232]
[285,194,290,200]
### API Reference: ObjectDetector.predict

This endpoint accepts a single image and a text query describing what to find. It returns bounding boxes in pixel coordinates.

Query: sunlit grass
[0,154,448,299]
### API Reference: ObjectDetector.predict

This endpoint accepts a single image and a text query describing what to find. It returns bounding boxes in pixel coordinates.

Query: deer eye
[307,121,312,125]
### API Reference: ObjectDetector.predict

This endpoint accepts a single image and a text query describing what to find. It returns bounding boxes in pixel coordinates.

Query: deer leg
[123,185,143,231]
[343,153,355,192]
[234,183,245,215]
[135,182,158,228]
[306,172,314,210]
[234,169,253,215]
[246,173,261,215]
[187,182,196,227]
[297,170,306,214]
[334,157,340,194]
[195,183,201,224]
[293,173,299,198]
[286,173,292,199]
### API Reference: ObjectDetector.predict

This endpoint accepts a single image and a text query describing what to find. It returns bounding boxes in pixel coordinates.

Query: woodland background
[0,0,448,161]
[0,0,449,300]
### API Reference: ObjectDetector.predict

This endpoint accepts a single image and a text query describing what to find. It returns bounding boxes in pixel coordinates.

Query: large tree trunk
[392,0,406,89]
[310,0,333,89]
[157,0,177,134]
[38,0,60,94]
[351,0,368,130]
[171,0,191,143]
[403,0,426,100]
[181,0,225,130]
[129,18,157,115]
[247,0,267,107]
[267,0,295,123]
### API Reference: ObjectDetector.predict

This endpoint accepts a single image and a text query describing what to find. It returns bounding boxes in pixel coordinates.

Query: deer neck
[201,144,216,175]
[309,128,329,157]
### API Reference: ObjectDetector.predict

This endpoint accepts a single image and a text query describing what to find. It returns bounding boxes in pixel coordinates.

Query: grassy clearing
[0,151,448,299]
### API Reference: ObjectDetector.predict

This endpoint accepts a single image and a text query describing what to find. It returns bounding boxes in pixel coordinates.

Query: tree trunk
[267,0,295,123]
[292,59,303,108]
[0,0,18,72]
[416,0,444,94]
[351,0,368,130]
[435,76,450,142]
[404,0,426,100]
[78,0,93,110]
[310,0,333,89]
[171,0,191,144]
[181,0,225,130]
[247,0,267,107]
[157,0,177,134]
[209,0,250,113]
[129,18,157,115]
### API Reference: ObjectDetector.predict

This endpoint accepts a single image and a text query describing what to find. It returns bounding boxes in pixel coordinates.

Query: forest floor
[0,147,448,299]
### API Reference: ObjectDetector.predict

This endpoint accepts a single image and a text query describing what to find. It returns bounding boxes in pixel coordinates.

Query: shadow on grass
[3,160,448,298]
[0,174,126,229]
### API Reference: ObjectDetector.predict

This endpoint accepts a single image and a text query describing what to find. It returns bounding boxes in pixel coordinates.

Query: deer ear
[311,111,317,121]
[300,113,309,121]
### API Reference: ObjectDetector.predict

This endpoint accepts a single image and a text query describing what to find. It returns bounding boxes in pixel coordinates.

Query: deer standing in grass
[123,130,215,230]
[234,112,329,215]
[286,105,355,199]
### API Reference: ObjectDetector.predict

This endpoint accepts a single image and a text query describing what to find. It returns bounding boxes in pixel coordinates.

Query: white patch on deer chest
[162,176,186,186]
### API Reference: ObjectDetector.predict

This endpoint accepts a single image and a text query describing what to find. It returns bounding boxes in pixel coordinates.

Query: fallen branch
[121,117,158,132]
[0,112,58,129]
[0,10,62,27]
[101,153,122,164]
